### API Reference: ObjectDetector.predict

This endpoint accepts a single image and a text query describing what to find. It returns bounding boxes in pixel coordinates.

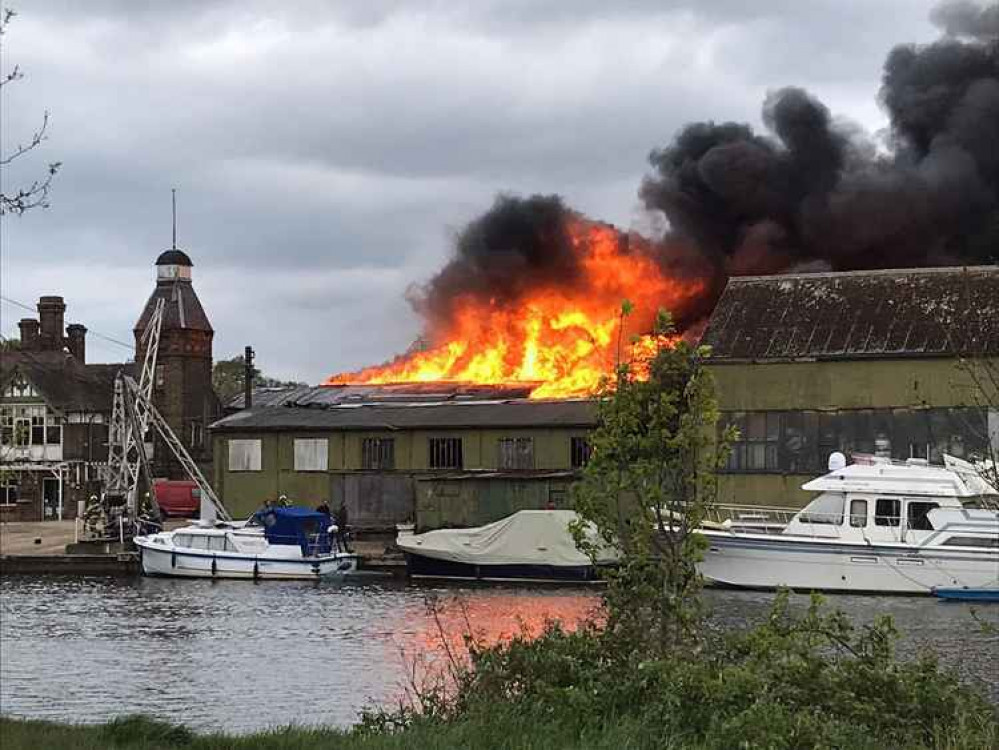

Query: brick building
[1,249,221,520]
[1,297,119,521]
[134,249,220,479]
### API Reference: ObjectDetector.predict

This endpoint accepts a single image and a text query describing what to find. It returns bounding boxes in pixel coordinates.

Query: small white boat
[699,454,999,595]
[134,506,358,580]
[397,510,616,583]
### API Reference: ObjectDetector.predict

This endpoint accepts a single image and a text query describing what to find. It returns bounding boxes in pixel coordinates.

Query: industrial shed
[210,388,597,529]
[702,265,999,507]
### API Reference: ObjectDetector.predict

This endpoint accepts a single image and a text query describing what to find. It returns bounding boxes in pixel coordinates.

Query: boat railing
[704,503,862,540]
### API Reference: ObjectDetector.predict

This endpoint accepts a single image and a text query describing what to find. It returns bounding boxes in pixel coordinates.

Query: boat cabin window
[941,535,999,548]
[797,493,844,525]
[906,501,938,531]
[849,499,867,528]
[173,534,192,548]
[874,498,901,527]
[207,536,228,552]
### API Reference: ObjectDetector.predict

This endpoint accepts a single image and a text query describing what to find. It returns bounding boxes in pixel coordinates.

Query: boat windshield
[796,493,845,525]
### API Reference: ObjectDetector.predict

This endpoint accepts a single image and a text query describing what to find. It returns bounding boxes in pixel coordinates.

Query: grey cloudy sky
[1,0,944,381]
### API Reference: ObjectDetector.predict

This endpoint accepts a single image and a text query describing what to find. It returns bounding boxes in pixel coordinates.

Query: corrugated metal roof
[701,266,999,362]
[225,382,537,410]
[210,398,598,432]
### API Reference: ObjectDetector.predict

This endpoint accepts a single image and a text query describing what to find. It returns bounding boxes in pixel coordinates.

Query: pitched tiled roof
[0,350,133,413]
[135,279,212,334]
[701,266,999,362]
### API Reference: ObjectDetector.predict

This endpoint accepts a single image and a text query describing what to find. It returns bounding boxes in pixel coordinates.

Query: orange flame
[328,219,705,398]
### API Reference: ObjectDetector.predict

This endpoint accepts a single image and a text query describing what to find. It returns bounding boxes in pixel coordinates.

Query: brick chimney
[37,296,66,351]
[66,323,87,363]
[18,318,40,350]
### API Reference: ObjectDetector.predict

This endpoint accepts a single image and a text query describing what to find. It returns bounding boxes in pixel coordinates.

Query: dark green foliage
[100,715,194,746]
[571,307,734,653]
[212,355,304,403]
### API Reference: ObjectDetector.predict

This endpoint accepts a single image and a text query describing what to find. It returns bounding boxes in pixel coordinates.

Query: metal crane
[83,298,229,541]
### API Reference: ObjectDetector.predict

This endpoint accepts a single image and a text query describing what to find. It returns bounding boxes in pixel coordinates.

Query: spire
[172,188,177,250]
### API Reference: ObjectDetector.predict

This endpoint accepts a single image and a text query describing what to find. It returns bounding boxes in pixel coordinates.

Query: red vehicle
[153,480,201,518]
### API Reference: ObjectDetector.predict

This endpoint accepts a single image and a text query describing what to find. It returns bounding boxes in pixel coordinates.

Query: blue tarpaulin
[253,506,332,555]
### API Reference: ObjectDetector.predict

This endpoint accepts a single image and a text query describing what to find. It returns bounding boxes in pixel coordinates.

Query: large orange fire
[328,219,705,398]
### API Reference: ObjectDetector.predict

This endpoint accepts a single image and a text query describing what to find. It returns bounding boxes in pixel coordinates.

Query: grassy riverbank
[3,706,997,750]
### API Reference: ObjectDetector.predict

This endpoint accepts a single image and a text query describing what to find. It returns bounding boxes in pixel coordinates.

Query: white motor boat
[134,505,358,580]
[699,454,999,595]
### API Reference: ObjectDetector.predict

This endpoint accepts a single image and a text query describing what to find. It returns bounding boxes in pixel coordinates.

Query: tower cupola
[155,248,193,283]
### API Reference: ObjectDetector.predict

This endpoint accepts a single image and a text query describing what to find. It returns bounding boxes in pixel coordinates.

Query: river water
[1,575,996,733]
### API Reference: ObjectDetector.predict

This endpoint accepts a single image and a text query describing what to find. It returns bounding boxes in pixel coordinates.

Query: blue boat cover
[253,506,333,555]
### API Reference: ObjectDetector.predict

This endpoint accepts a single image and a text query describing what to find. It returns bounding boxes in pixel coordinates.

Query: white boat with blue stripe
[134,506,358,580]
[699,454,999,595]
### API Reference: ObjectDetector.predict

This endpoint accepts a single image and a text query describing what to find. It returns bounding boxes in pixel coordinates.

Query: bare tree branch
[0,9,61,215]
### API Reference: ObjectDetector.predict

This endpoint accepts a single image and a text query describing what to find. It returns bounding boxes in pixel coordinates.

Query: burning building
[209,2,998,529]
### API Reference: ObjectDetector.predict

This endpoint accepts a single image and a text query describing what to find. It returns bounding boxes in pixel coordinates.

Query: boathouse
[702,265,999,507]
[209,384,596,530]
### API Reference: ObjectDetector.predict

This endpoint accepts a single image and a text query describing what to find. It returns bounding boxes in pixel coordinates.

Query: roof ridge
[728,265,998,284]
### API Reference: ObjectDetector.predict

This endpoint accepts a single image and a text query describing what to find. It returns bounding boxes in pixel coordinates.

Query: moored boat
[134,505,358,580]
[396,510,615,583]
[932,587,999,602]
[698,454,999,595]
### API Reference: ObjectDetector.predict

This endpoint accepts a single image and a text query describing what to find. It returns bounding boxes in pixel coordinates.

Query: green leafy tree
[572,305,735,653]
[212,355,305,404]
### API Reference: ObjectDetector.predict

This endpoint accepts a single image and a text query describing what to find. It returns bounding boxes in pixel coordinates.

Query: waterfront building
[702,266,999,507]
[134,249,220,480]
[210,265,998,529]
[0,296,118,521]
[210,384,596,529]
[1,249,221,521]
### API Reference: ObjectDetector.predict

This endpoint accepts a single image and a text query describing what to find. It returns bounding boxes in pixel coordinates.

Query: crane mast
[83,298,230,541]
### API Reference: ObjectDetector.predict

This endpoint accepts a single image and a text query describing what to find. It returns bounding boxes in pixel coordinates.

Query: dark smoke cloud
[931,0,999,41]
[409,2,998,343]
[641,0,999,283]
[416,195,578,331]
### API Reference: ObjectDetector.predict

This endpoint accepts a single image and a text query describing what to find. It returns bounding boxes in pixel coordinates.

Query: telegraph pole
[244,346,255,409]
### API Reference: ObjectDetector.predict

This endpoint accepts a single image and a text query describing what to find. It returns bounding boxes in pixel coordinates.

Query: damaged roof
[1,350,131,413]
[211,398,597,432]
[225,381,538,411]
[701,266,999,362]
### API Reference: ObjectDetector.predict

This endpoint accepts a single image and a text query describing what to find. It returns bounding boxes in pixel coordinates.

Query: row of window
[173,533,237,552]
[227,436,593,473]
[723,408,990,473]
[0,406,62,447]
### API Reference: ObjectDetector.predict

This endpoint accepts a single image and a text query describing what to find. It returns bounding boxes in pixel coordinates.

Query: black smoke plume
[411,1,998,340]
[417,194,577,332]
[641,0,999,287]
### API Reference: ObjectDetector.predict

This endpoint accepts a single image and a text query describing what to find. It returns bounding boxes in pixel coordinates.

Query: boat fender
[171,551,176,569]
[253,560,259,580]
[211,557,217,577]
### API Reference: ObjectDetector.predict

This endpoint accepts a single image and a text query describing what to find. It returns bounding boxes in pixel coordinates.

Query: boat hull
[932,587,999,602]
[136,540,358,580]
[403,552,602,583]
[698,531,999,595]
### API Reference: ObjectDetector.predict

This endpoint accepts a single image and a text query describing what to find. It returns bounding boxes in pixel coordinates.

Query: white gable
[2,372,42,400]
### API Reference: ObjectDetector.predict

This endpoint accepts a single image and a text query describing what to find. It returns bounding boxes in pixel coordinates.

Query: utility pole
[244,346,255,409]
